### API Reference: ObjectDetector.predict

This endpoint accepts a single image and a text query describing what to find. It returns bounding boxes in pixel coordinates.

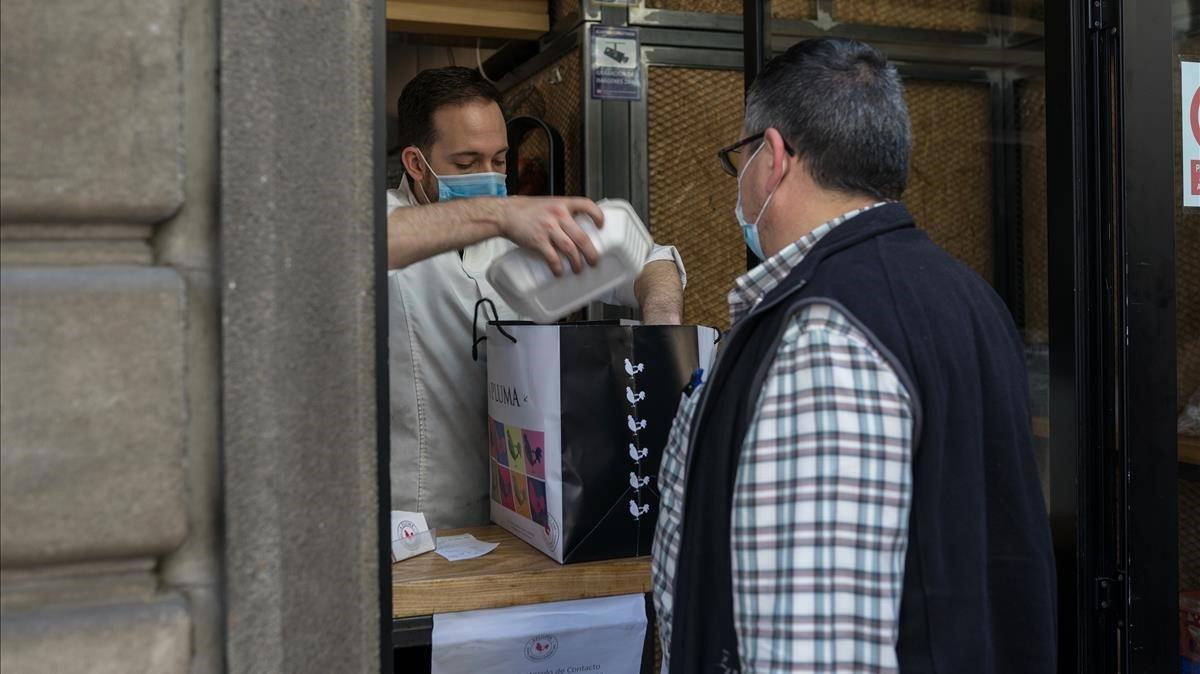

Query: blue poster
[590,25,642,101]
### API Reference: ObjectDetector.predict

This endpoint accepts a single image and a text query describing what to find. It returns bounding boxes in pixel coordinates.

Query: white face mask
[735,143,779,261]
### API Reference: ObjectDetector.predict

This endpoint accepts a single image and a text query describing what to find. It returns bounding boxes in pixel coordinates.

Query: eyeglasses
[716,132,795,177]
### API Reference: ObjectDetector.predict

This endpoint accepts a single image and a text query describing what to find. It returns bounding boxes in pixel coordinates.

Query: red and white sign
[1184,60,1200,207]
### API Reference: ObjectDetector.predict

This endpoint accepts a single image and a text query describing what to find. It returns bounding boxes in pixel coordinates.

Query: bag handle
[472,298,517,361]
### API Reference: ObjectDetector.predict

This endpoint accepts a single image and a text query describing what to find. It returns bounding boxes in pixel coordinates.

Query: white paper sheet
[434,533,499,561]
[432,594,647,674]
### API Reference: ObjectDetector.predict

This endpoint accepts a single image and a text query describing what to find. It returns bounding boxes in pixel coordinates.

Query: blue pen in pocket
[682,368,704,397]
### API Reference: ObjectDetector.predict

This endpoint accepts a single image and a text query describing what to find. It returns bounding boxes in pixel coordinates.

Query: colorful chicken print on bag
[492,419,508,467]
[505,426,526,474]
[512,471,533,519]
[528,477,548,528]
[497,466,516,511]
[489,422,548,532]
[490,462,502,504]
[522,430,546,479]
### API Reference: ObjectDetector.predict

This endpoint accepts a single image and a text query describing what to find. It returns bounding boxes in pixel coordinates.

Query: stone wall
[0,0,382,671]
[1,0,204,670]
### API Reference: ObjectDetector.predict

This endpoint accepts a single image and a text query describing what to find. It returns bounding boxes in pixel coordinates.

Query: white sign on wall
[1184,60,1200,208]
[431,594,647,674]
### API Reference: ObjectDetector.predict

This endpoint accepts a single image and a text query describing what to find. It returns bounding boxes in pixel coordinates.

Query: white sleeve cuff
[646,243,687,289]
[603,241,687,308]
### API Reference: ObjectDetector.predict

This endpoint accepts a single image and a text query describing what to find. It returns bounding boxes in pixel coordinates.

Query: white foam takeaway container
[486,199,653,323]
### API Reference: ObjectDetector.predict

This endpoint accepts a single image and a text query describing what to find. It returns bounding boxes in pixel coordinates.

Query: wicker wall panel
[643,1,1042,29]
[647,66,745,331]
[551,0,580,22]
[773,0,817,19]
[834,0,990,32]
[1182,477,1200,591]
[644,0,815,18]
[506,49,585,197]
[645,0,743,14]
[1176,41,1200,409]
[1019,77,1048,341]
[903,79,993,283]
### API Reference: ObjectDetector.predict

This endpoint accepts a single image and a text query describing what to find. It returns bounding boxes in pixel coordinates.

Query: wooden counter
[392,525,652,618]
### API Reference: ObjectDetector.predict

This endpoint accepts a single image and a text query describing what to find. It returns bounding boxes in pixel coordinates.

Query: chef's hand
[495,197,605,276]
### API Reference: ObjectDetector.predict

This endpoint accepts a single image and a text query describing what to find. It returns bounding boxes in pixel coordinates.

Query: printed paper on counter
[435,534,499,561]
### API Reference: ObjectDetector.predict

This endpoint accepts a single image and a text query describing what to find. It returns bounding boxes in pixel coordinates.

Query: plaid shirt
[651,204,916,673]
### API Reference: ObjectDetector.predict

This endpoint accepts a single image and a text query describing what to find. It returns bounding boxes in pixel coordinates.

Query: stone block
[0,267,187,566]
[0,594,190,674]
[0,0,183,224]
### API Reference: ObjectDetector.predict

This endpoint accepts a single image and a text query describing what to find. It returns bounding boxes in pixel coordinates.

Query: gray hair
[744,38,911,201]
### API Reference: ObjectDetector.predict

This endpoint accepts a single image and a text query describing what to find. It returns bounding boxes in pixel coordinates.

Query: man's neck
[765,190,880,255]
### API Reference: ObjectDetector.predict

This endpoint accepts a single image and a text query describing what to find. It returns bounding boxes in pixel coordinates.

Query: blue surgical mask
[735,143,778,261]
[415,149,508,202]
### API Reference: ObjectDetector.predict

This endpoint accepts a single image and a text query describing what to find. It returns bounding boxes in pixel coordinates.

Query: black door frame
[1048,0,1178,671]
[1116,0,1180,665]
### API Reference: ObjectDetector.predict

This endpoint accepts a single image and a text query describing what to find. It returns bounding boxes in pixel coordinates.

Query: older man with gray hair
[652,38,1055,673]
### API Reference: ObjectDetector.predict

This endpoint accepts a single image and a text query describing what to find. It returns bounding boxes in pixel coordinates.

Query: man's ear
[401,146,426,184]
[763,127,790,187]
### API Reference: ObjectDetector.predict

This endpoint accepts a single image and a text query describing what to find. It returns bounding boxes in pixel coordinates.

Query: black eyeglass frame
[716,131,795,177]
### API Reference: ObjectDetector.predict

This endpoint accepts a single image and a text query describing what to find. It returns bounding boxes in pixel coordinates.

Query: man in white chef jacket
[388,66,687,528]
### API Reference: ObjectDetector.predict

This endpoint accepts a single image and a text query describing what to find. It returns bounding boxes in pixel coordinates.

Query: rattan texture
[903,79,994,283]
[1176,42,1200,410]
[646,0,743,14]
[508,49,584,197]
[551,0,580,22]
[643,0,1041,28]
[645,0,816,18]
[1181,477,1200,592]
[834,0,990,32]
[1176,33,1200,602]
[1020,77,1049,342]
[652,620,662,673]
[647,66,746,331]
[773,0,817,19]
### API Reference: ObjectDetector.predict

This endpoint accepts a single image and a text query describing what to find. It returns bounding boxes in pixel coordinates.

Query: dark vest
[669,203,1056,673]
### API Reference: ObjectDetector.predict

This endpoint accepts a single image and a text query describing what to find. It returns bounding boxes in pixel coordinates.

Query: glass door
[1176,4,1200,674]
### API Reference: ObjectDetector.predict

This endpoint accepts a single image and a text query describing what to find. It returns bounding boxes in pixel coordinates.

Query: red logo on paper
[1191,85,1200,147]
[524,635,559,661]
[1193,160,1200,197]
[396,519,420,550]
